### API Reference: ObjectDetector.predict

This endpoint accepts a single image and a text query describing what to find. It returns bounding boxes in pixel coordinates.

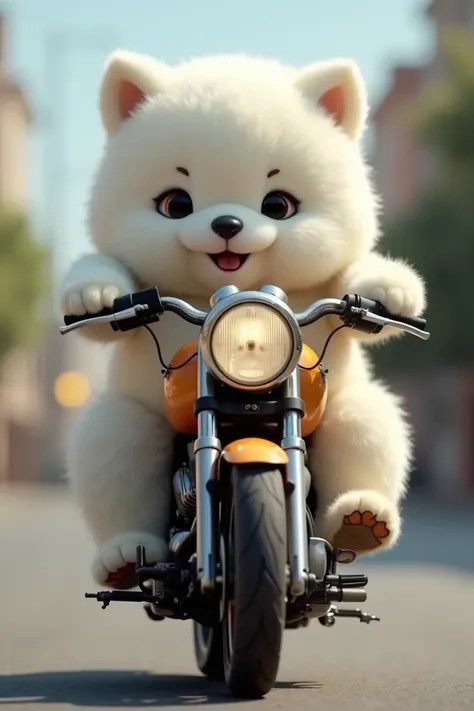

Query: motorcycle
[60,284,429,698]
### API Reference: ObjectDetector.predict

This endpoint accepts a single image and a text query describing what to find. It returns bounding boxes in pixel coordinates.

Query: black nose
[211,215,243,239]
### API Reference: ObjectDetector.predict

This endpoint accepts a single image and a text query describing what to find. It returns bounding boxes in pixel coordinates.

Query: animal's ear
[99,50,170,135]
[295,59,368,140]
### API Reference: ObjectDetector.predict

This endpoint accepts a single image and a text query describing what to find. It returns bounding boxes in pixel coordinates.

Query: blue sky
[6,0,433,276]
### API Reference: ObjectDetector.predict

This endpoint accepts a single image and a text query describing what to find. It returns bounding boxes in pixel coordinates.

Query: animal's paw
[62,283,124,317]
[323,491,401,557]
[92,533,168,589]
[350,263,425,318]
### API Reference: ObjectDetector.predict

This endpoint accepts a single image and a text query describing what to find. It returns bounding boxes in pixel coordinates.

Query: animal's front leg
[59,253,137,343]
[339,252,426,343]
[308,381,412,557]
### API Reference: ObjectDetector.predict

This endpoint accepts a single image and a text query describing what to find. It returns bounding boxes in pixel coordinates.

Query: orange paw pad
[343,509,389,540]
[334,509,391,553]
[372,521,390,539]
[106,562,138,590]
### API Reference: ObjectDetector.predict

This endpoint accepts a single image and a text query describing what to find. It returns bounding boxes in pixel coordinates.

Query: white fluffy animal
[60,50,426,588]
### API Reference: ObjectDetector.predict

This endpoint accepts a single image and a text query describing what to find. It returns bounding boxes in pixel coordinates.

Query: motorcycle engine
[172,465,196,524]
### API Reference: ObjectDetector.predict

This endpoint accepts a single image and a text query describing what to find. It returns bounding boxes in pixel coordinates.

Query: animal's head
[89,51,380,298]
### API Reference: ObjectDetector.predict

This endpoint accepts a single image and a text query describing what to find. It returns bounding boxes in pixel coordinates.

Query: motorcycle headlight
[204,301,298,389]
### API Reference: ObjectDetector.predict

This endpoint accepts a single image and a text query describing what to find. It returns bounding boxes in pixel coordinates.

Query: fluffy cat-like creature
[60,50,425,587]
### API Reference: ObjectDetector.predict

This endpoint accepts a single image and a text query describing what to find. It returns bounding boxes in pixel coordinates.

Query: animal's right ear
[99,50,171,135]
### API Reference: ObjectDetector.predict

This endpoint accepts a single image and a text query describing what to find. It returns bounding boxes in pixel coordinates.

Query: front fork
[194,355,308,598]
[194,352,220,594]
[282,369,309,597]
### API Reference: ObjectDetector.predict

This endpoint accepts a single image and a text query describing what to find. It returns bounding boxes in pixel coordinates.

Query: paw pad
[343,510,390,540]
[105,563,138,590]
[333,509,391,553]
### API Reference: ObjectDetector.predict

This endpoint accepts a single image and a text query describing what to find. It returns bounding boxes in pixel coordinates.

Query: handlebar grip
[386,311,426,330]
[365,299,426,330]
[342,294,427,333]
[62,287,164,332]
[63,307,114,326]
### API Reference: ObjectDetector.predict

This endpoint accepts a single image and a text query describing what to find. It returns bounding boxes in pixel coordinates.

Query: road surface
[1,486,473,710]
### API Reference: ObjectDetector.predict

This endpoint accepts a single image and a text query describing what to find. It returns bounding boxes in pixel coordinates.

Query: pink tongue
[217,252,241,270]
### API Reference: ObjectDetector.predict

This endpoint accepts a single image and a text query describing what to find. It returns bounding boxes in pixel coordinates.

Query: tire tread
[226,466,287,698]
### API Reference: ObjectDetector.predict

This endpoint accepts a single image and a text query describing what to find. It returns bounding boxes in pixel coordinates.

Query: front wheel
[193,622,224,680]
[223,464,287,698]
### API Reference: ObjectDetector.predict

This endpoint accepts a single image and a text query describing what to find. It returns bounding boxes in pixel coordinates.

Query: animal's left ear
[99,50,171,135]
[295,59,368,140]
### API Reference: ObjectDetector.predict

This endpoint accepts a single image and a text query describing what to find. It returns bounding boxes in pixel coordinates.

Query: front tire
[193,622,224,680]
[223,464,287,698]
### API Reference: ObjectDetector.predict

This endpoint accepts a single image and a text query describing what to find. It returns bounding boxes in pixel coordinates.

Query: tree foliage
[416,29,474,185]
[0,209,47,364]
[375,27,474,374]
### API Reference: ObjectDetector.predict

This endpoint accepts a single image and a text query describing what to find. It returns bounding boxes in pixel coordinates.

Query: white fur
[68,393,172,581]
[59,253,137,343]
[60,51,426,585]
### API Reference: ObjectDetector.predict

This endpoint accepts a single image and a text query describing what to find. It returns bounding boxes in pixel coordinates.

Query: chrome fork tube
[282,368,309,597]
[194,351,221,594]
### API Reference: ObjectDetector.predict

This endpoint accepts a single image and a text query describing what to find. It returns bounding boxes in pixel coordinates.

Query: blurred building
[371,0,474,501]
[0,16,44,483]
[371,65,426,217]
[0,15,104,485]
[372,0,474,216]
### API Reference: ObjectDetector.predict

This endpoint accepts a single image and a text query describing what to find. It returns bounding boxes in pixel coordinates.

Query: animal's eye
[261,191,299,220]
[154,189,193,219]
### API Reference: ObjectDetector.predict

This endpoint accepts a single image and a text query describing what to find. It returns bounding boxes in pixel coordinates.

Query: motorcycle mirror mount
[209,285,240,307]
[260,285,289,303]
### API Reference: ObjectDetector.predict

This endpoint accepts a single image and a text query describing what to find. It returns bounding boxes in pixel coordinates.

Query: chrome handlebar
[158,297,208,325]
[60,296,208,335]
[60,290,430,341]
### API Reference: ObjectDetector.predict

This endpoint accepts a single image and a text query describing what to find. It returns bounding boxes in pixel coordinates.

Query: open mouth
[208,251,249,272]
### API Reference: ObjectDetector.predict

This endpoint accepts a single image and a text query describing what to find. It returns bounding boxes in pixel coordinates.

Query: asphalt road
[1,486,473,710]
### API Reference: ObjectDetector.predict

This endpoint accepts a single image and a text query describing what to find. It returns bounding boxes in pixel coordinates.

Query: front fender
[221,438,288,467]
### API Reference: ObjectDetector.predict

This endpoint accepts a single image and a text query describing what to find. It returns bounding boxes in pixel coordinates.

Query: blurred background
[0,2,473,707]
[0,0,472,501]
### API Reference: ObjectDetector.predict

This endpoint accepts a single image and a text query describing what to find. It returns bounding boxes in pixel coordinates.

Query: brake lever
[60,304,149,335]
[348,307,430,341]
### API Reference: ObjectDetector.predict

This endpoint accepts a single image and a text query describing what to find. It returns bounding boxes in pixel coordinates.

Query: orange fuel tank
[298,343,328,437]
[163,341,327,437]
[163,341,199,435]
